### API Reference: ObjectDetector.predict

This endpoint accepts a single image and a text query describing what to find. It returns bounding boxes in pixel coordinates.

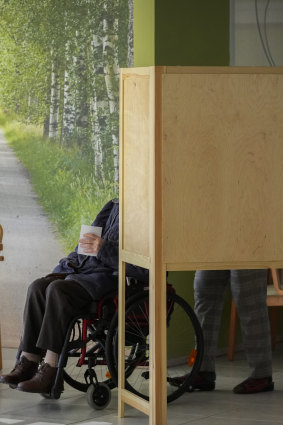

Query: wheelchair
[45,280,204,409]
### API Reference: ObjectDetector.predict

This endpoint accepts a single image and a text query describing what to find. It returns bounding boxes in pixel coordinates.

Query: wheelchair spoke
[105,290,203,403]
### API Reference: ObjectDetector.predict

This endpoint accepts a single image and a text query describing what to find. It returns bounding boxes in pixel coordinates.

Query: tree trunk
[127,0,134,67]
[90,94,104,181]
[103,2,120,184]
[75,31,89,148]
[49,57,61,140]
[89,33,105,182]
[61,40,76,145]
[43,115,50,138]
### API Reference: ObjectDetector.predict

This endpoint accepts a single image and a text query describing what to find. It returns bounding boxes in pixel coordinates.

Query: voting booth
[118,66,283,425]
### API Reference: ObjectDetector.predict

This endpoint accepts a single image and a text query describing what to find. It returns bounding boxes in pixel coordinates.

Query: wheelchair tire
[86,383,111,410]
[105,290,203,404]
[62,319,114,393]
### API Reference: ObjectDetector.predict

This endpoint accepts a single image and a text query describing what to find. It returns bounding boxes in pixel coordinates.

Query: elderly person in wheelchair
[0,198,149,395]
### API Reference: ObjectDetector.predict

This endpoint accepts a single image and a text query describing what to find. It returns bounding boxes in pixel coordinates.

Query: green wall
[134,0,230,67]
[133,0,232,354]
[134,0,155,67]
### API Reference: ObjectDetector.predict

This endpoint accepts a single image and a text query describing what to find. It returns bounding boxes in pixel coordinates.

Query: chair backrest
[270,269,283,295]
[0,224,3,261]
[266,269,283,306]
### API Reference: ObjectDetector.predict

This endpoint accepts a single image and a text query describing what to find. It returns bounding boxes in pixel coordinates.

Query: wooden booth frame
[118,66,283,425]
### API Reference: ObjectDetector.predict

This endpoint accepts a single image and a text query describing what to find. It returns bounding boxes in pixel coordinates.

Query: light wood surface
[121,389,150,415]
[119,66,283,425]
[148,67,167,425]
[162,71,283,267]
[122,73,151,257]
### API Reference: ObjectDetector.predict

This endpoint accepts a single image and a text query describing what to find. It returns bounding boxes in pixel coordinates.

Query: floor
[1,346,283,425]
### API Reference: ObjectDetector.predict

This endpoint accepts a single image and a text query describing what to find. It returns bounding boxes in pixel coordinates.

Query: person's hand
[78,233,104,255]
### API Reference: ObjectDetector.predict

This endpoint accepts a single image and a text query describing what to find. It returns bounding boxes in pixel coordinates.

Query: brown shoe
[233,376,274,394]
[17,362,57,394]
[0,356,38,389]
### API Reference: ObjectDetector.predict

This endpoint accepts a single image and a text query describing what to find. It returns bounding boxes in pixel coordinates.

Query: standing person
[192,269,274,394]
[0,198,148,394]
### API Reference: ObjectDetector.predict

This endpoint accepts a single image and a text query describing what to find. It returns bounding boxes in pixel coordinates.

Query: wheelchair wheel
[63,318,114,392]
[87,383,111,410]
[106,290,203,403]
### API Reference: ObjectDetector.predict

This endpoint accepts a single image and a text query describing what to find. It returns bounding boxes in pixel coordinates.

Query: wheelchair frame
[44,282,204,409]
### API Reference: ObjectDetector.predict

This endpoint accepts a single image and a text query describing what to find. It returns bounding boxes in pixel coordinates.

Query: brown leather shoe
[233,376,274,394]
[0,356,38,389]
[17,362,57,393]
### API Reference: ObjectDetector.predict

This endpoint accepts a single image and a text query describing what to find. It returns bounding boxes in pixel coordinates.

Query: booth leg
[118,260,126,418]
[149,265,167,425]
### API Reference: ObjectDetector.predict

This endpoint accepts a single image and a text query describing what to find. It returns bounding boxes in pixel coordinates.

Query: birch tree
[49,53,61,140]
[89,32,105,181]
[61,40,76,144]
[103,1,120,183]
[127,0,134,67]
[0,0,133,188]
[74,30,90,148]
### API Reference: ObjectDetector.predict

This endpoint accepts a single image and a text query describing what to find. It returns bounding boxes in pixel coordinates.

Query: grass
[0,111,117,252]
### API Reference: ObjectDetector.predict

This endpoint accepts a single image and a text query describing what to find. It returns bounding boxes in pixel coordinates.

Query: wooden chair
[228,269,283,361]
[266,269,283,350]
[0,224,3,260]
[0,224,4,370]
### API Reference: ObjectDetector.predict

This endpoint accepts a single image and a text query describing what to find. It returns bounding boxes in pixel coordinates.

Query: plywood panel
[162,72,283,266]
[119,67,283,425]
[121,74,151,257]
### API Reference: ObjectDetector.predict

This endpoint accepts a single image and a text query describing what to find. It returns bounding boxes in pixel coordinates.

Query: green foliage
[0,0,132,185]
[0,111,117,252]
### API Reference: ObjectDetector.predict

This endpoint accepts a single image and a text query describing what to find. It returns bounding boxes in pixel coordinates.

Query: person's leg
[231,269,273,394]
[0,276,56,387]
[194,270,230,372]
[36,279,92,353]
[20,276,57,354]
[193,270,230,390]
[17,278,105,393]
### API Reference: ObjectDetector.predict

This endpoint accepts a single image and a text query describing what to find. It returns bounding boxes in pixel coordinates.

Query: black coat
[52,199,149,300]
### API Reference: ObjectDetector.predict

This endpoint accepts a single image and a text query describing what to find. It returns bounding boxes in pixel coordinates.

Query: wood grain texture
[162,72,283,267]
[119,66,283,425]
[121,74,151,257]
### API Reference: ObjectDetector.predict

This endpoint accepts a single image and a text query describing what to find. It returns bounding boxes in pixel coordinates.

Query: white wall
[231,0,283,66]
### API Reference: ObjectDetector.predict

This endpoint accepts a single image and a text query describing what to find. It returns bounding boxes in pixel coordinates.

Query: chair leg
[0,326,2,371]
[269,306,279,351]
[228,299,237,361]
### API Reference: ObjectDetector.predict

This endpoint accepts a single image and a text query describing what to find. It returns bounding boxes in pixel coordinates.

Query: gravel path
[0,127,65,347]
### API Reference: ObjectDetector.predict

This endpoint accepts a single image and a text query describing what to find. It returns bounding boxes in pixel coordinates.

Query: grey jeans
[194,269,272,378]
